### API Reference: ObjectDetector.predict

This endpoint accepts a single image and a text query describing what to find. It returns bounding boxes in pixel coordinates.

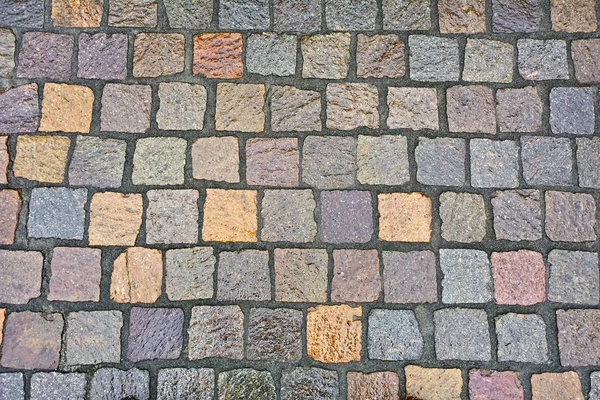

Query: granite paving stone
[188,305,244,360]
[193,33,244,78]
[306,305,362,363]
[274,248,328,302]
[0,250,43,304]
[0,190,20,245]
[404,366,462,399]
[108,0,157,27]
[88,192,143,246]
[468,370,524,400]
[17,32,73,81]
[548,250,599,304]
[51,0,102,26]
[387,87,439,130]
[496,313,549,363]
[101,84,151,133]
[165,247,215,301]
[0,0,45,27]
[217,369,276,400]
[415,137,465,186]
[447,85,496,134]
[246,308,303,361]
[557,309,600,366]
[356,34,405,78]
[302,136,356,189]
[550,87,595,135]
[219,0,269,30]
[215,83,265,132]
[409,35,460,82]
[518,39,569,80]
[331,249,381,302]
[217,250,270,301]
[13,135,70,183]
[357,135,410,185]
[110,247,163,303]
[368,309,423,360]
[302,33,350,79]
[68,136,126,188]
[521,136,573,186]
[438,0,486,33]
[383,0,431,30]
[246,33,296,76]
[157,368,214,400]
[347,372,399,400]
[77,33,128,80]
[320,190,373,243]
[30,372,87,400]
[65,311,123,365]
[28,187,87,240]
[202,189,258,242]
[164,0,212,28]
[577,137,600,188]
[496,87,543,133]
[157,82,207,131]
[260,189,317,242]
[492,250,546,305]
[270,86,322,131]
[0,83,40,133]
[492,190,543,241]
[273,0,321,32]
[572,39,600,83]
[439,192,486,243]
[531,372,584,400]
[128,307,184,361]
[246,138,299,187]
[281,368,339,400]
[325,0,376,30]
[379,192,432,242]
[470,139,519,188]
[145,189,199,244]
[0,374,24,400]
[440,249,492,304]
[326,83,379,130]
[0,29,15,77]
[132,137,187,185]
[551,0,597,32]
[434,308,491,361]
[383,251,438,303]
[492,0,541,33]
[192,137,239,183]
[545,191,596,242]
[90,368,149,400]
[463,39,513,83]
[48,247,102,302]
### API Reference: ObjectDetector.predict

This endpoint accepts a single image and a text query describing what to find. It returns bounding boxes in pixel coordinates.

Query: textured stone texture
[108,0,157,26]
[0,190,20,245]
[405,366,462,400]
[491,250,546,305]
[261,190,317,242]
[521,136,572,186]
[368,309,423,360]
[357,135,409,185]
[440,192,486,243]
[28,187,87,240]
[157,368,214,400]
[273,0,320,32]
[0,250,43,304]
[164,0,211,28]
[469,370,524,400]
[133,33,184,77]
[216,83,265,132]
[302,136,356,189]
[193,33,243,78]
[440,249,492,304]
[202,189,257,242]
[332,249,381,302]
[157,82,206,131]
[1,311,63,369]
[550,87,595,135]
[88,192,143,246]
[0,83,39,133]
[0,136,7,183]
[439,0,485,33]
[101,84,151,133]
[13,135,70,183]
[90,368,149,400]
[383,0,431,29]
[281,368,339,400]
[78,33,128,79]
[447,85,496,133]
[132,137,186,185]
[387,87,438,130]
[557,309,600,366]
[548,250,599,304]
[416,137,465,186]
[188,306,244,360]
[577,137,600,188]
[551,0,597,32]
[302,33,350,79]
[0,0,45,28]
[30,372,87,400]
[327,83,379,130]
[128,307,184,362]
[383,251,438,303]
[497,87,543,133]
[409,35,460,81]
[572,39,600,83]
[518,40,569,80]
[218,369,275,400]
[492,0,541,32]
[219,0,269,29]
[0,29,15,77]
[271,86,321,131]
[217,250,270,301]
[65,311,122,365]
[531,372,584,400]
[0,374,23,399]
[69,136,126,188]
[51,0,102,26]
[247,308,303,361]
[247,33,296,76]
[165,247,215,301]
[434,308,491,361]
[17,32,73,81]
[496,313,548,363]
[545,191,596,242]
[274,248,328,302]
[110,247,163,303]
[379,192,432,242]
[463,39,513,83]
[357,34,404,78]
[591,372,600,400]
[492,190,542,241]
[320,190,373,243]
[326,0,376,30]
[471,139,519,188]
[48,247,102,302]
[146,189,199,244]
[347,372,399,400]
[246,138,299,187]
[306,305,362,363]
[192,136,239,183]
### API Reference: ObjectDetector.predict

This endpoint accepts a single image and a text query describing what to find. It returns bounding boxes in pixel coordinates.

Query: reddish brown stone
[110,247,162,303]
[51,0,103,26]
[306,305,361,363]
[531,372,584,400]
[0,311,64,369]
[551,0,597,32]
[469,370,524,400]
[0,250,43,304]
[0,83,40,133]
[356,34,405,78]
[439,0,485,33]
[491,250,545,305]
[0,190,21,245]
[48,247,102,302]
[347,371,399,400]
[133,33,185,77]
[193,33,243,78]
[447,85,496,133]
[246,138,299,187]
[572,39,600,83]
[331,249,381,302]
[557,309,600,366]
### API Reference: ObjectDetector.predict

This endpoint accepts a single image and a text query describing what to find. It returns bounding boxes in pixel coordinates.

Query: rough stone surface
[492,0,541,32]
[439,0,486,33]
[326,0,376,30]
[416,137,465,186]
[0,374,24,400]
[404,366,462,400]
[128,307,184,361]
[306,305,362,363]
[274,248,328,302]
[387,87,438,130]
[550,87,595,135]
[246,138,299,187]
[434,308,491,361]
[110,247,163,303]
[379,192,432,242]
[202,189,258,242]
[88,192,143,246]
[383,251,438,303]
[469,370,524,400]
[548,250,599,304]
[133,33,184,77]
[17,32,73,81]
[30,372,87,400]
[557,309,600,366]
[261,190,317,242]
[545,191,596,242]
[531,372,584,400]
[447,85,496,133]
[271,86,321,131]
[101,84,151,133]
[491,250,546,305]
[572,39,600,83]
[0,83,40,133]
[302,136,356,189]
[164,0,211,28]
[471,139,519,188]
[132,137,186,185]
[496,313,548,363]
[320,190,373,243]
[217,250,270,301]
[463,39,513,83]
[326,83,379,130]
[247,33,296,76]
[273,0,321,32]
[192,137,239,183]
[188,306,244,360]
[521,136,572,186]
[0,250,43,304]
[0,29,15,77]
[281,368,339,400]
[1,311,63,369]
[357,34,404,78]
[165,247,215,301]
[368,309,423,360]
[14,135,70,183]
[157,369,214,400]
[577,137,600,188]
[146,189,199,244]
[51,0,102,26]
[409,35,460,81]
[439,192,486,243]
[440,249,492,304]
[108,0,157,26]
[0,0,45,27]
[157,82,206,130]
[65,311,122,365]
[496,87,543,133]
[218,369,276,400]
[219,0,269,29]
[551,0,597,32]
[492,190,542,241]
[347,372,399,400]
[216,83,265,132]
[69,136,126,188]
[0,190,20,245]
[383,0,431,30]
[518,40,569,80]
[302,33,351,79]
[332,249,381,302]
[28,187,87,240]
[48,247,102,302]
[357,135,409,185]
[193,33,243,78]
[247,308,303,361]
[90,368,150,400]
[0,136,7,183]
[78,33,128,79]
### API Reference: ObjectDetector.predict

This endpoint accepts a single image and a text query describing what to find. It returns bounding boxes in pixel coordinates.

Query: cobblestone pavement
[0,0,600,399]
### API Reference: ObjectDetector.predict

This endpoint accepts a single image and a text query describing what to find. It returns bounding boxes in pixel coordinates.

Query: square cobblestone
[132,137,186,185]
[216,83,265,132]
[302,33,350,79]
[387,87,438,130]
[521,136,573,186]
[108,0,156,26]
[247,33,296,76]
[219,0,269,29]
[531,372,584,400]
[379,192,432,242]
[447,85,496,134]
[165,248,215,301]
[273,0,321,32]
[281,368,338,400]
[496,86,543,133]
[28,187,87,240]
[0,190,20,245]
[356,34,405,78]
[492,190,542,241]
[202,189,257,242]
[157,368,214,400]
[261,190,317,242]
[0,250,43,304]
[157,82,207,131]
[128,307,184,362]
[247,138,299,187]
[440,249,492,304]
[463,39,514,83]
[146,189,198,244]
[496,313,548,363]
[247,308,303,362]
[326,83,379,130]
[492,0,541,32]
[332,249,381,302]
[39,83,94,133]
[132,33,184,77]
[302,136,356,189]
[0,373,23,400]
[557,309,600,366]
[572,39,600,83]
[405,366,463,400]
[101,84,151,133]
[0,83,40,133]
[471,139,519,188]
[217,250,270,301]
[383,251,438,303]
[78,33,128,80]
[218,369,275,400]
[193,33,243,78]
[550,87,596,135]
[69,136,126,188]
[274,248,328,302]
[0,0,44,27]
[30,372,87,400]
[434,308,491,361]
[469,370,524,400]
[440,192,486,243]
[306,305,362,363]
[591,372,600,400]
[347,371,399,400]
[492,250,546,305]
[368,309,423,360]
[88,192,143,246]
[438,0,485,33]
[13,135,70,183]
[551,0,597,32]
[48,247,101,302]
[383,0,431,30]
[545,191,596,242]
[0,29,14,77]
[320,190,373,243]
[271,86,321,132]
[164,0,211,28]
[357,135,409,185]
[65,311,122,365]
[110,247,162,303]
[326,0,376,30]
[90,368,149,400]
[549,250,599,306]
[577,137,600,188]
[0,136,8,183]
[416,137,465,186]
[192,137,239,183]
[188,305,244,360]
[409,35,459,82]
[518,39,569,80]
[17,32,73,81]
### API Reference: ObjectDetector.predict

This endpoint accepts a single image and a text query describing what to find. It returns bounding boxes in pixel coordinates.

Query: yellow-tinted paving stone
[51,0,103,26]
[531,371,584,400]
[13,135,70,183]
[405,365,463,400]
[0,308,5,346]
[39,83,94,133]
[202,189,258,242]
[306,305,361,363]
[88,192,143,246]
[110,247,162,303]
[378,192,432,242]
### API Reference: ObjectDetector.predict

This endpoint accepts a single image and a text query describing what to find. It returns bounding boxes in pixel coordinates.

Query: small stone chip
[110,247,163,303]
[65,310,123,365]
[274,248,328,302]
[379,192,432,242]
[188,305,244,360]
[306,305,362,363]
[202,189,258,242]
[217,250,270,301]
[496,313,548,363]
[166,247,215,301]
[128,307,184,362]
[434,308,491,361]
[440,249,492,304]
[302,33,351,79]
[439,192,486,243]
[281,368,339,400]
[247,308,303,362]
[192,137,240,183]
[368,309,423,360]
